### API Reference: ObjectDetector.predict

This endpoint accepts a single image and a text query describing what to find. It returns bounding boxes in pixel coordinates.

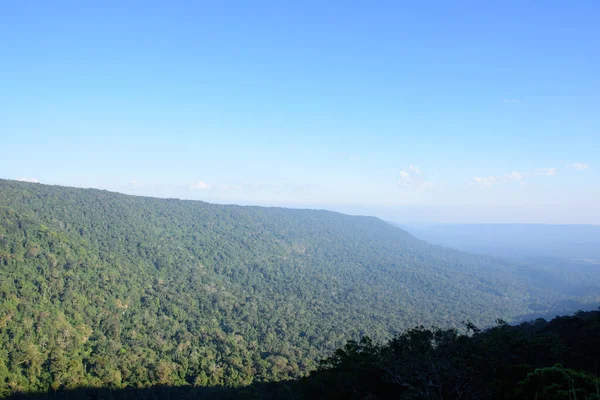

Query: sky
[1,1,599,223]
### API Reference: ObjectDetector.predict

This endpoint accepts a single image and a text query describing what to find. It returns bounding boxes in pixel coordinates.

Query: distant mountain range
[400,222,600,313]
[399,223,600,260]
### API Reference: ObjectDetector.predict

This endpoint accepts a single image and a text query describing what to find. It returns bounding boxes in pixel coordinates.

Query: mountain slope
[1,179,535,393]
[400,223,600,302]
[400,223,600,260]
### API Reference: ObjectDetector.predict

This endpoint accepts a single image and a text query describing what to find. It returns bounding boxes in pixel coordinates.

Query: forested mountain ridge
[0,179,548,394]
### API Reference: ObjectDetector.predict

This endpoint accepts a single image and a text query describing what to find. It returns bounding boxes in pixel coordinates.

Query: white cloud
[408,165,422,175]
[399,167,432,191]
[470,176,497,187]
[17,177,40,183]
[505,171,524,184]
[471,167,558,187]
[189,180,211,190]
[570,163,590,171]
[533,167,557,176]
[399,170,411,181]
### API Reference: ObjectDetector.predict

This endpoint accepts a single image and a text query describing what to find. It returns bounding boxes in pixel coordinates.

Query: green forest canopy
[0,179,597,395]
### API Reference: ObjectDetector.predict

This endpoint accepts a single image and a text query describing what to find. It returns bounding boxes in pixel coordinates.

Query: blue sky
[1,1,599,223]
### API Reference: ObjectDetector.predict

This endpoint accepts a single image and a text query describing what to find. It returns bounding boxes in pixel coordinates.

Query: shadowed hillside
[5,310,600,399]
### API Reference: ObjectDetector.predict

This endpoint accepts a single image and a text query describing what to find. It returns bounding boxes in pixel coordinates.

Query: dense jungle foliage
[303,309,600,399]
[6,311,600,399]
[0,179,585,396]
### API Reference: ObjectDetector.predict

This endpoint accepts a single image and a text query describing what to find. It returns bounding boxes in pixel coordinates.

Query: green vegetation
[302,309,600,399]
[5,311,600,399]
[0,179,592,396]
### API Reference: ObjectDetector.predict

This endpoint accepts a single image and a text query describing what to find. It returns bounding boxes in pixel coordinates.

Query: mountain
[0,179,582,394]
[399,223,600,261]
[401,223,600,301]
